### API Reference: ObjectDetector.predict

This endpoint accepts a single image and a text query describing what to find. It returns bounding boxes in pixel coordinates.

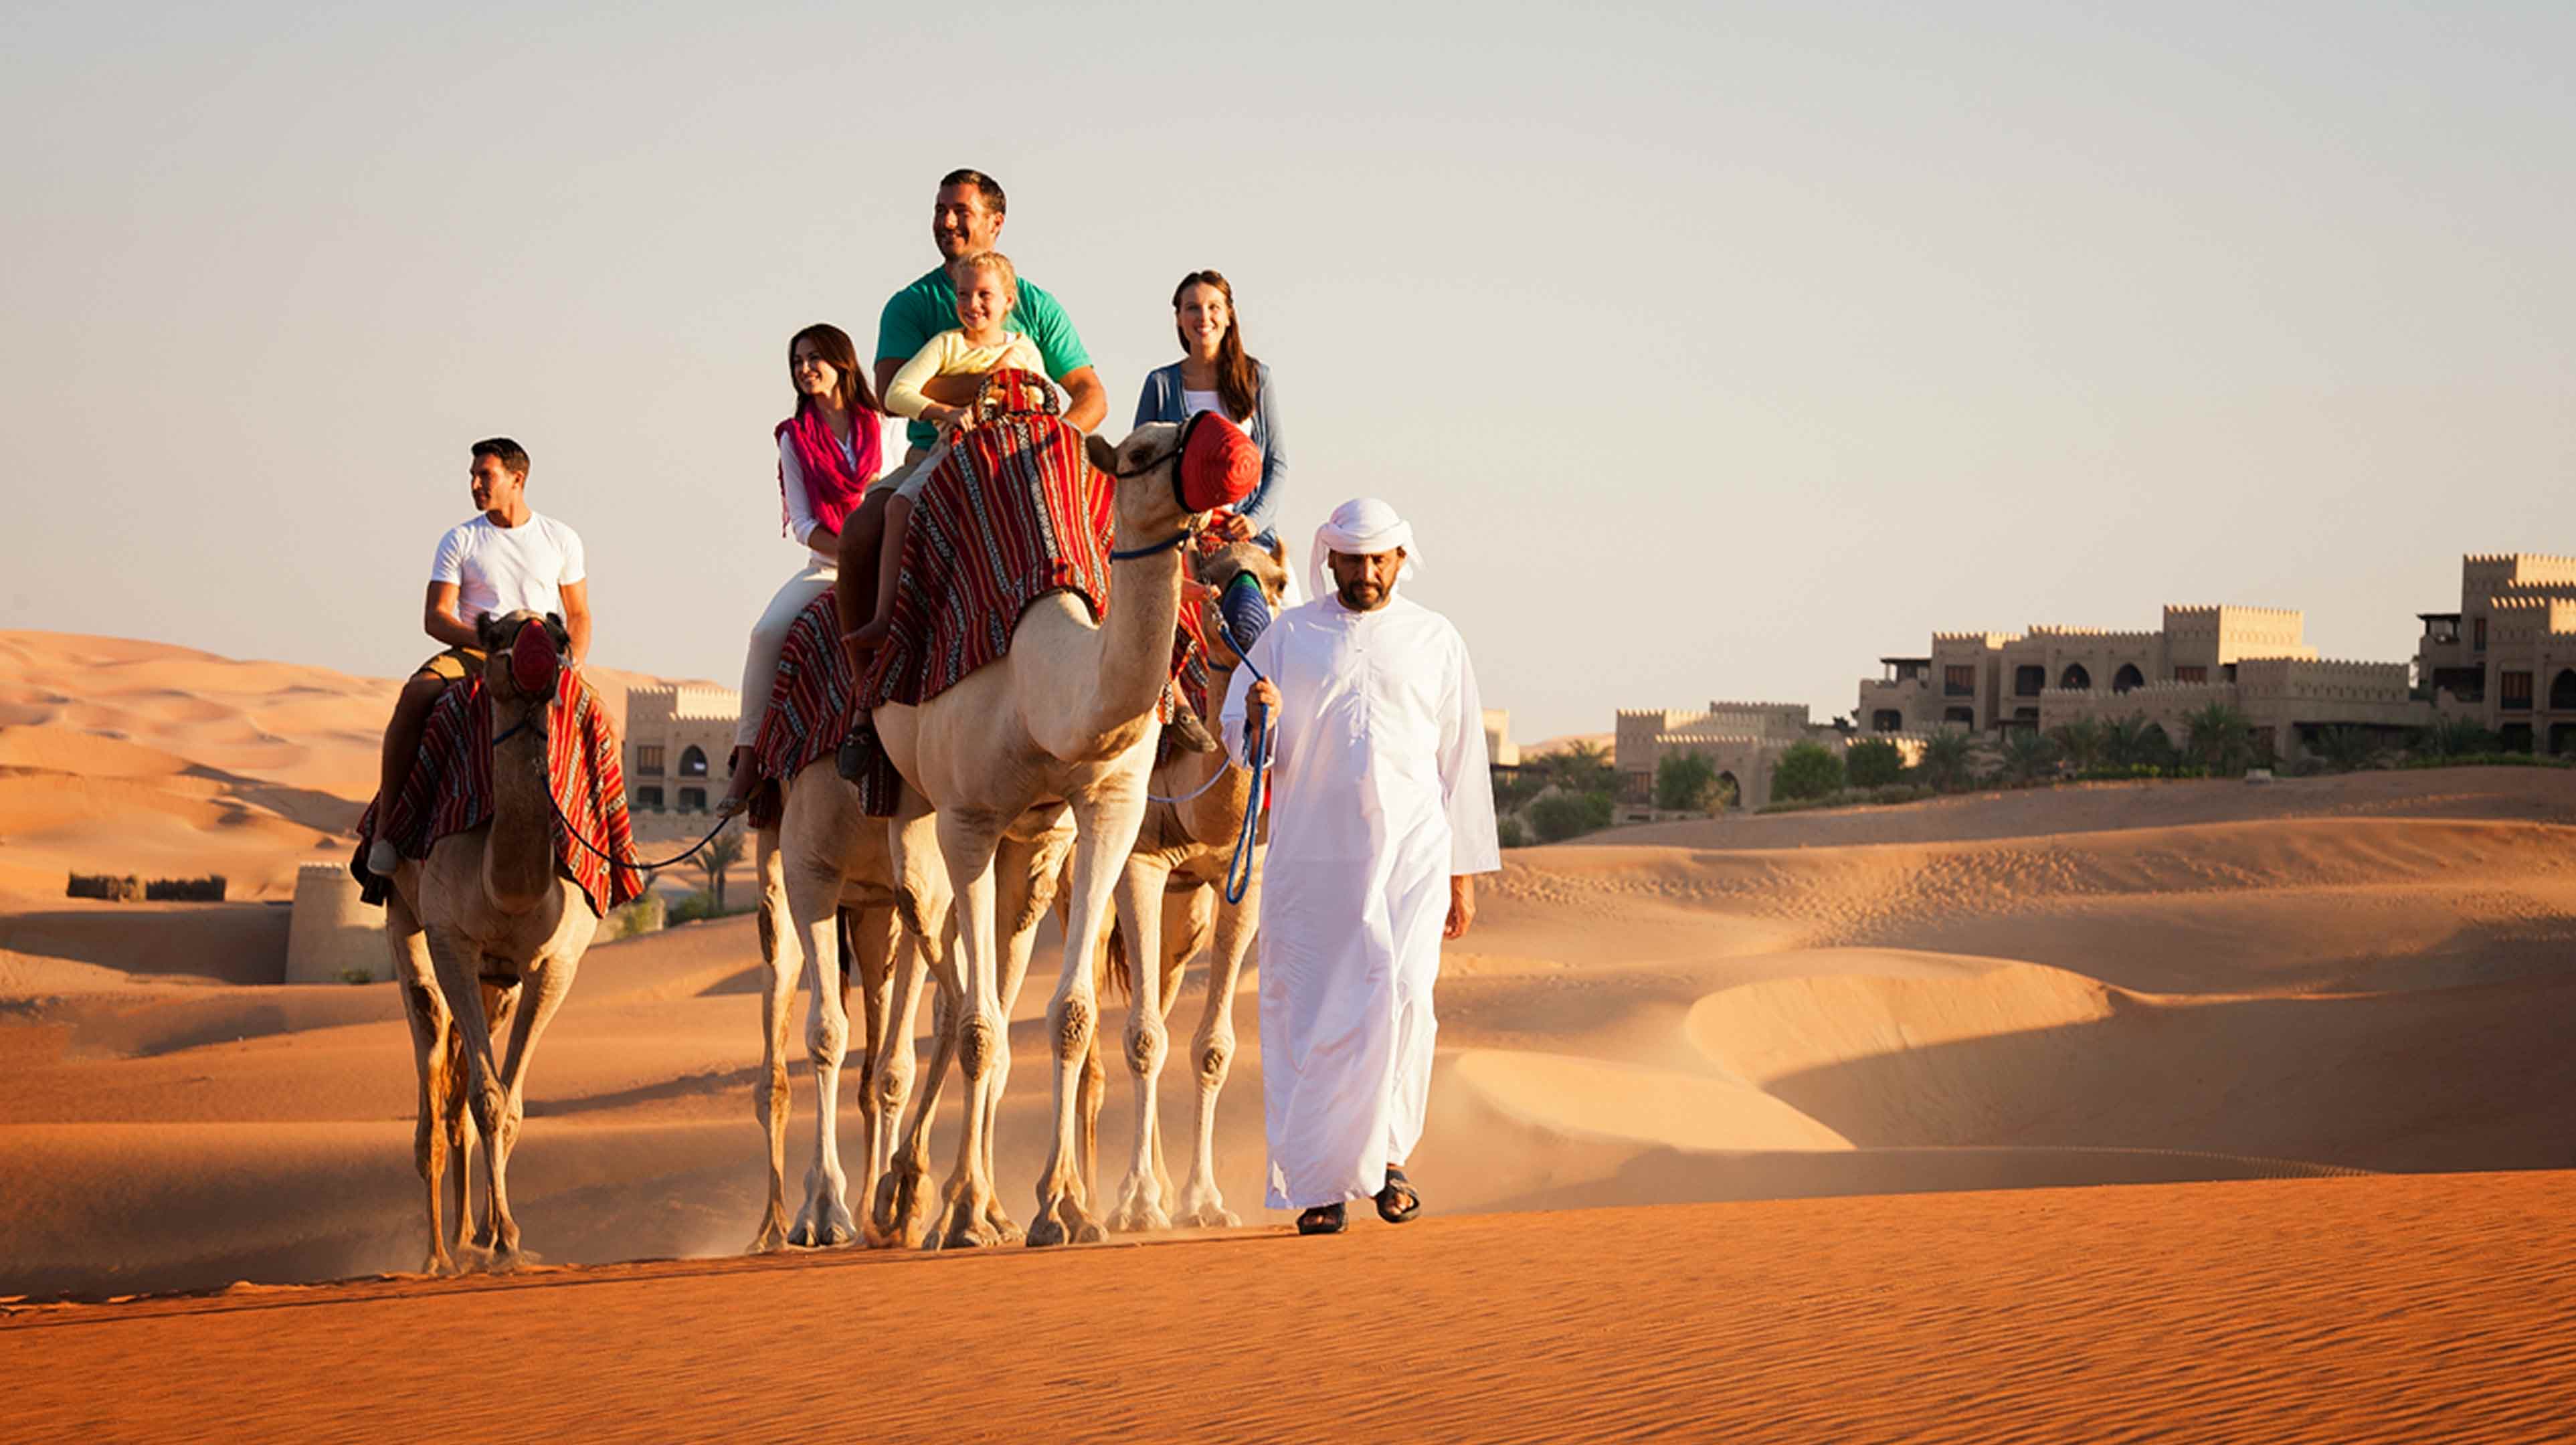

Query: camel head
[474,609,573,712]
[1086,413,1261,551]
[1194,538,1291,670]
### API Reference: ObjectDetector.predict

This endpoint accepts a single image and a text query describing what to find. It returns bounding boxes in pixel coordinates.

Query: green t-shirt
[877,267,1093,451]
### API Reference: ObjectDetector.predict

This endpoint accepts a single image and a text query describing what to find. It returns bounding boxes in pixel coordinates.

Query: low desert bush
[1843,739,1906,789]
[1496,816,1530,849]
[145,875,227,902]
[611,894,667,939]
[1770,743,1846,803]
[1528,789,1616,843]
[67,873,142,901]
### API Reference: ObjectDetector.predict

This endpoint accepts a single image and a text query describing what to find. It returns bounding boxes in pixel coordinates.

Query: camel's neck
[484,695,558,913]
[1026,532,1189,763]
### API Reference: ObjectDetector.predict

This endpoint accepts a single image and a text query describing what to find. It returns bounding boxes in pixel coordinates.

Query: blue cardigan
[1133,359,1287,545]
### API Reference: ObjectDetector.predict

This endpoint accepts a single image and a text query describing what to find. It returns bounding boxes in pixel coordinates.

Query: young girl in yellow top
[842,250,1043,654]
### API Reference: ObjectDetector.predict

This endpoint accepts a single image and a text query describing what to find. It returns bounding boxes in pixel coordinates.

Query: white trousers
[735,556,836,747]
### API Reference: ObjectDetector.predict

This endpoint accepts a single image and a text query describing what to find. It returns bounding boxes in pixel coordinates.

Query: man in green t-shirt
[870,167,1107,450]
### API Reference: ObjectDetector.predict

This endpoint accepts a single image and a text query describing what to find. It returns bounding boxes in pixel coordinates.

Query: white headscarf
[1309,497,1419,603]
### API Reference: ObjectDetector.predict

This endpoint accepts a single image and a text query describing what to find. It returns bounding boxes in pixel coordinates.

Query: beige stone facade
[1857,598,2438,762]
[1481,709,1520,769]
[1615,702,1861,810]
[2417,553,2576,755]
[625,684,740,813]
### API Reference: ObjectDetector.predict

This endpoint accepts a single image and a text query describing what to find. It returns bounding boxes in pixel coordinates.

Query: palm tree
[1999,728,2062,783]
[2181,702,2255,774]
[2312,725,2386,773]
[2048,717,2107,773]
[2100,714,2149,769]
[696,824,746,912]
[2413,714,2496,759]
[1916,730,1979,791]
[1538,739,1618,797]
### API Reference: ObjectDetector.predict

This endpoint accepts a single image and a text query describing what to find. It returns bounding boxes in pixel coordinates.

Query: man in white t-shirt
[366,437,591,875]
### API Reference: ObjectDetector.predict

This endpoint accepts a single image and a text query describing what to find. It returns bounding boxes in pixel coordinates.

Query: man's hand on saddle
[1444,874,1476,941]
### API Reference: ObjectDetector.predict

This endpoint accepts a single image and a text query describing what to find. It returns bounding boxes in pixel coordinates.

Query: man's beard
[1336,578,1386,611]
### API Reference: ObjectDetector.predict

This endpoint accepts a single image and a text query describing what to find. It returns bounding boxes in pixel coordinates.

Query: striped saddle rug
[352,669,644,916]
[745,589,881,825]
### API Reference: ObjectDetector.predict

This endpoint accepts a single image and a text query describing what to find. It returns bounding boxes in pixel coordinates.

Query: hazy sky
[6,2,2569,741]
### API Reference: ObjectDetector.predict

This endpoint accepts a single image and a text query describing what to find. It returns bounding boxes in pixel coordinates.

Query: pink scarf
[775,400,881,541]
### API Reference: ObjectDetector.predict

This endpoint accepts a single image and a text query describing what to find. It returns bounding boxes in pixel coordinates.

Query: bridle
[1108,410,1218,561]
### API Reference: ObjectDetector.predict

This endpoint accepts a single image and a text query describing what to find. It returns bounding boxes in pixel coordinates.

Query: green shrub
[339,967,376,986]
[1914,731,1980,791]
[667,890,739,926]
[1529,789,1615,843]
[144,875,227,902]
[1495,816,1529,849]
[1770,743,1845,803]
[2397,751,2572,771]
[612,894,667,939]
[1844,739,1904,789]
[1654,752,1720,811]
[66,873,142,901]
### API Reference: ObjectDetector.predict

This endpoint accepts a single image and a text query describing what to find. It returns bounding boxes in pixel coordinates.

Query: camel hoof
[1176,1203,1240,1230]
[1109,1200,1172,1234]
[748,1223,790,1255]
[1024,1216,1067,1249]
[984,1210,1024,1246]
[423,1252,459,1278]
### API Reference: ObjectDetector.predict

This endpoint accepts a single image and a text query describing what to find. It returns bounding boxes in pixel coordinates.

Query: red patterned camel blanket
[858,401,1116,712]
[745,589,868,825]
[352,669,644,916]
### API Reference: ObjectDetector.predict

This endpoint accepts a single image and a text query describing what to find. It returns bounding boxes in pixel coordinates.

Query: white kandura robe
[1219,590,1501,1210]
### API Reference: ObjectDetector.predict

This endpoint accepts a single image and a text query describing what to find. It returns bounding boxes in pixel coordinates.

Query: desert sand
[4,630,2573,1440]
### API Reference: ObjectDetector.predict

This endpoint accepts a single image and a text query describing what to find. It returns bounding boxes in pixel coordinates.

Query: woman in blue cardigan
[1133,270,1289,557]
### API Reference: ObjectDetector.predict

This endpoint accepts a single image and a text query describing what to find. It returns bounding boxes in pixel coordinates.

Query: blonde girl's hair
[949,250,1018,312]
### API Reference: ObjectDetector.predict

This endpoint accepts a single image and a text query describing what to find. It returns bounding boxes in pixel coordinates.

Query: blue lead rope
[1214,572,1273,906]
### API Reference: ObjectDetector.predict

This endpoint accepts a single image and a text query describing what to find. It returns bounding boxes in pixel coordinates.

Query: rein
[488,688,734,880]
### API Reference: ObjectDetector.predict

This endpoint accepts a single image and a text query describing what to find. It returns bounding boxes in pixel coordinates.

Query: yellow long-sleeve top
[883,328,1050,420]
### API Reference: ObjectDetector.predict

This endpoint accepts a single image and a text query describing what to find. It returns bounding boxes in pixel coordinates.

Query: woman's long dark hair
[1172,271,1259,424]
[788,322,879,416]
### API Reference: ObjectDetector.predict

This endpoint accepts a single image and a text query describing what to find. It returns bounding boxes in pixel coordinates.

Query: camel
[748,761,1074,1252]
[1089,539,1288,1234]
[383,610,604,1272]
[872,417,1257,1248]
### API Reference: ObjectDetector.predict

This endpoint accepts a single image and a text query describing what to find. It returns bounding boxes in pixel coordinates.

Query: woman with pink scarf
[719,322,883,815]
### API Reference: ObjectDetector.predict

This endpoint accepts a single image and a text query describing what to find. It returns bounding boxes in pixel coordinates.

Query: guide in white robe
[1218,503,1501,1212]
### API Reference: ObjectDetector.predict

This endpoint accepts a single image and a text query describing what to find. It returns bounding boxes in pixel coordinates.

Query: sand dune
[0,630,709,905]
[4,633,2575,1436]
[7,1173,2572,1444]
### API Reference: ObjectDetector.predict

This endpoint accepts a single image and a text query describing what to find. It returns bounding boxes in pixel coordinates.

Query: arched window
[2059,663,2092,690]
[678,745,709,777]
[2552,669,2576,710]
[2113,664,2144,694]
[1714,771,1741,810]
[1943,706,1975,726]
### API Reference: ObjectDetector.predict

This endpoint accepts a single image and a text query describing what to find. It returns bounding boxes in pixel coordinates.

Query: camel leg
[425,930,514,1267]
[873,807,952,1248]
[468,977,518,1252]
[476,952,577,1268]
[1175,876,1257,1228]
[1106,862,1172,1233]
[748,826,798,1252]
[1077,1017,1105,1212]
[783,852,856,1248]
[927,806,1009,1250]
[390,898,460,1276]
[848,904,898,1226]
[1027,783,1149,1248]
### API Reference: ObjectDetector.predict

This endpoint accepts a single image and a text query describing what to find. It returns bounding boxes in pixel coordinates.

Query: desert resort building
[624,684,741,813]
[1616,552,2576,807]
